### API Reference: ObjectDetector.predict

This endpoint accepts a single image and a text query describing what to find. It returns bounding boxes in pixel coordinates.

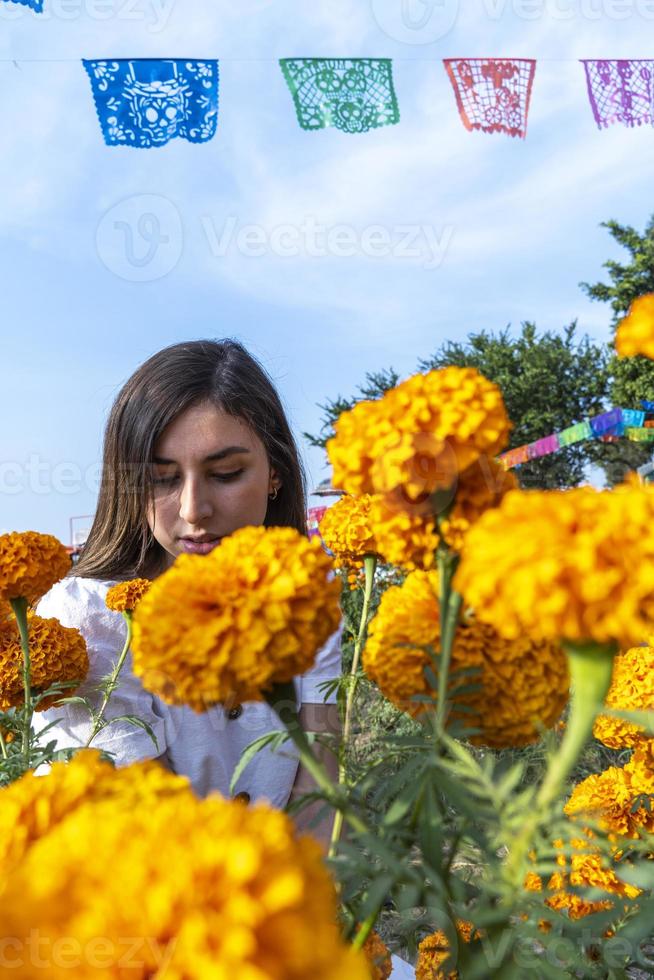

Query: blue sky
[1,0,653,544]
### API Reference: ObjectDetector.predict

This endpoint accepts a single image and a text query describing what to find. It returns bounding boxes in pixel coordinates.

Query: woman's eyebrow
[153,446,251,464]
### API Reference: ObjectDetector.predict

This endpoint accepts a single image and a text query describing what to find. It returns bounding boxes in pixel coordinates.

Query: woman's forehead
[154,403,262,458]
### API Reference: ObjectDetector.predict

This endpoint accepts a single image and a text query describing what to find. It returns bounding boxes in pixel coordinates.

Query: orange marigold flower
[319,495,379,569]
[0,614,88,711]
[594,645,654,749]
[415,920,476,979]
[368,493,439,570]
[105,578,151,613]
[327,367,511,504]
[566,742,654,840]
[0,750,189,877]
[455,482,654,649]
[362,571,568,748]
[548,837,638,919]
[0,532,70,606]
[363,931,393,980]
[132,526,341,710]
[615,293,654,359]
[439,456,518,552]
[0,778,369,980]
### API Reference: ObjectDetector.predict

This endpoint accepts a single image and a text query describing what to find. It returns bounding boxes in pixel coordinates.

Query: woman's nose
[178,477,213,524]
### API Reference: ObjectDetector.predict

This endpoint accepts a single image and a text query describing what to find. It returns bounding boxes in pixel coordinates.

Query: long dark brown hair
[73,339,308,581]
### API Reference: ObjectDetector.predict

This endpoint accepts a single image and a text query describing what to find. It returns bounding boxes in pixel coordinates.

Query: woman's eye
[152,470,244,487]
[211,470,244,482]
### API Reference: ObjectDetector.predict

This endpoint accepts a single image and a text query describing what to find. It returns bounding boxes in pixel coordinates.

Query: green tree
[306,323,610,489]
[581,214,654,483]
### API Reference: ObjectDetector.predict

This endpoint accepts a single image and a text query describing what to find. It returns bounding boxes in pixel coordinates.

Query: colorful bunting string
[443,58,536,139]
[581,60,653,130]
[589,406,623,436]
[622,408,646,427]
[0,51,653,142]
[279,58,399,134]
[307,506,328,541]
[626,427,654,442]
[499,407,654,470]
[83,59,219,148]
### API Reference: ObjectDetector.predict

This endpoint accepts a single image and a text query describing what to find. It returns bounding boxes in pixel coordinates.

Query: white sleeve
[298,620,343,704]
[34,577,167,765]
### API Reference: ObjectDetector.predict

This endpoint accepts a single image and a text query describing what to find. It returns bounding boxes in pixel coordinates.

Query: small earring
[269,486,279,501]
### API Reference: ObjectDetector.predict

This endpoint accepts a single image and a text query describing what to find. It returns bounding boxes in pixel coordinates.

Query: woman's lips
[179,538,221,555]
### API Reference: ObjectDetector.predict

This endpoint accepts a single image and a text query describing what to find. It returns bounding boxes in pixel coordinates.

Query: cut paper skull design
[83,59,219,148]
[280,58,400,134]
[3,0,44,9]
[581,60,654,129]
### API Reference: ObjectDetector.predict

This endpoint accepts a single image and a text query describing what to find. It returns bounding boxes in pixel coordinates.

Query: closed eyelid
[152,469,244,483]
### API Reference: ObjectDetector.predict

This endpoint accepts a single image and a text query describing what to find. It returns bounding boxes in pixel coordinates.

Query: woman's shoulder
[38,575,117,606]
[35,576,122,635]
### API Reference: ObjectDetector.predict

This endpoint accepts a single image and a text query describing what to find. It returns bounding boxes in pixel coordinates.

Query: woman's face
[146,400,280,569]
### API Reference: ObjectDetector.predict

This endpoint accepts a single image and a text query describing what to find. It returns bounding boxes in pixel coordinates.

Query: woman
[35,338,341,844]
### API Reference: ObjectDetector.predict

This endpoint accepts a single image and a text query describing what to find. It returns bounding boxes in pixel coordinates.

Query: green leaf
[229,731,289,794]
[100,715,160,750]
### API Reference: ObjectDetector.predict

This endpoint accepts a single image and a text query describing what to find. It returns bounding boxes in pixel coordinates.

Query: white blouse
[34,576,342,808]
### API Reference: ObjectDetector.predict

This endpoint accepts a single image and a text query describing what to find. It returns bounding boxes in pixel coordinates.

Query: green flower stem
[435,547,461,727]
[536,641,616,810]
[0,728,8,760]
[351,907,378,953]
[505,639,617,887]
[265,682,369,839]
[10,597,31,762]
[84,611,133,749]
[328,553,377,858]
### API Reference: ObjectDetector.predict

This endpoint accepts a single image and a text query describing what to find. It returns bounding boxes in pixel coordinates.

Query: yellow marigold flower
[547,836,639,919]
[455,482,654,649]
[368,493,439,570]
[0,788,369,980]
[439,456,518,552]
[566,766,654,840]
[132,526,341,710]
[105,577,151,613]
[327,367,511,503]
[615,293,654,358]
[362,571,568,748]
[0,750,189,878]
[0,531,70,606]
[0,614,88,711]
[321,492,440,573]
[415,920,476,979]
[594,645,654,749]
[363,931,392,980]
[319,494,379,568]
